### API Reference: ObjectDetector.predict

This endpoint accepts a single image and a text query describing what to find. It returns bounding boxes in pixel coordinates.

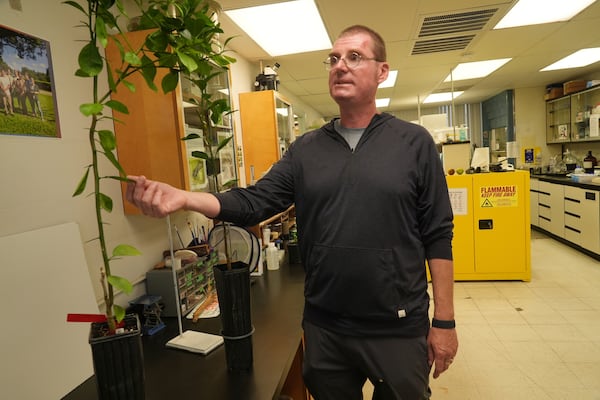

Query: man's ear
[377,62,390,85]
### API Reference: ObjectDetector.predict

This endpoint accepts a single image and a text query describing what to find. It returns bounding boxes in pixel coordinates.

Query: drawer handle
[539,216,551,222]
[539,203,550,209]
[565,225,581,234]
[564,197,580,203]
[564,211,580,218]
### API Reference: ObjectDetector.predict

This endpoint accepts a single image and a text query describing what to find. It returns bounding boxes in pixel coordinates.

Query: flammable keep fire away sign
[479,185,518,208]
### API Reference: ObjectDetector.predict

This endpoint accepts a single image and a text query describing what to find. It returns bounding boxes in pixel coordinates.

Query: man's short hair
[338,25,387,62]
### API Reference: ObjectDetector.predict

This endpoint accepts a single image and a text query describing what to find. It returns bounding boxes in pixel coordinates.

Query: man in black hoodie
[127,25,457,400]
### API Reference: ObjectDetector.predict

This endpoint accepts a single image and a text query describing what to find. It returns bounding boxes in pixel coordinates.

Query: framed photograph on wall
[0,25,61,138]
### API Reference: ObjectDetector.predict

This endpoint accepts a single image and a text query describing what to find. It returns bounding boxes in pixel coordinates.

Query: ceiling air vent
[412,8,498,55]
[412,35,475,55]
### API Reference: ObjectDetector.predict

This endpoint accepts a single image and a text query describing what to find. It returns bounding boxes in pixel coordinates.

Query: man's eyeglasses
[323,52,379,70]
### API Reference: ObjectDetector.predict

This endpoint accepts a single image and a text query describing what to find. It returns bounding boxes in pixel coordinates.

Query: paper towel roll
[590,114,599,137]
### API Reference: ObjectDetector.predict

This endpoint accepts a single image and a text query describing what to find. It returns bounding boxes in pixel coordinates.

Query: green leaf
[182,133,201,140]
[176,50,198,73]
[103,149,126,177]
[122,79,135,92]
[96,15,108,48]
[191,150,209,160]
[73,167,90,196]
[78,43,103,77]
[112,244,142,257]
[161,71,179,93]
[140,57,157,91]
[113,304,126,323]
[222,179,238,189]
[124,51,142,67]
[108,275,133,294]
[106,60,117,92]
[105,99,128,114]
[99,192,113,212]
[98,130,116,151]
[80,103,103,116]
[216,135,233,152]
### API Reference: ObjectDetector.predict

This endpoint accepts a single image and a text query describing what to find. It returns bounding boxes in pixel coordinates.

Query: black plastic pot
[89,314,145,400]
[213,262,253,372]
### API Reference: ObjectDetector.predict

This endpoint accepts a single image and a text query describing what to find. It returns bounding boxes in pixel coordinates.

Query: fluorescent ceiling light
[378,70,398,88]
[376,98,390,108]
[225,0,331,56]
[494,0,596,29]
[444,59,511,82]
[541,47,600,71]
[423,92,464,104]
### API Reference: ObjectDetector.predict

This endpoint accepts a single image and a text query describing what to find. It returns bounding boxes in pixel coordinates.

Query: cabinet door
[472,172,529,274]
[538,181,564,237]
[239,90,292,184]
[563,186,600,254]
[106,30,188,214]
[530,178,539,227]
[570,85,600,142]
[447,175,475,275]
[546,97,570,143]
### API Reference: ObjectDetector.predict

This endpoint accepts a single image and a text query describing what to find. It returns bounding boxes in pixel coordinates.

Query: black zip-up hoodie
[216,113,454,337]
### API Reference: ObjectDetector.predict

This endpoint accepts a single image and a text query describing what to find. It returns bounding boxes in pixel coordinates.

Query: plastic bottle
[289,223,298,243]
[266,242,279,270]
[583,150,597,173]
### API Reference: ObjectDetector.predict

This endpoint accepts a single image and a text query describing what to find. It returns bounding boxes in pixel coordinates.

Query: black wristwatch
[431,318,456,329]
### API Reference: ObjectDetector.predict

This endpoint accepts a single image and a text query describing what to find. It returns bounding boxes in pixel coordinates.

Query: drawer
[564,213,581,230]
[538,204,551,219]
[564,227,581,244]
[538,192,551,207]
[564,197,581,214]
[539,217,552,232]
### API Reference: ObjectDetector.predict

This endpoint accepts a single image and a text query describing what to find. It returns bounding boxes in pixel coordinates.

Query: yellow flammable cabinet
[446,170,531,281]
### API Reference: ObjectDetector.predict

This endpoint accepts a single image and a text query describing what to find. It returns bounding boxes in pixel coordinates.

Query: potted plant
[181,44,255,373]
[65,0,235,396]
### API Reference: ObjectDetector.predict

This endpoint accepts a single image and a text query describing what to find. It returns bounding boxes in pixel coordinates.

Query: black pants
[302,321,431,400]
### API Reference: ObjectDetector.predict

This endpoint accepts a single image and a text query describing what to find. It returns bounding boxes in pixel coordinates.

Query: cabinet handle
[564,211,580,219]
[565,225,581,234]
[564,197,580,203]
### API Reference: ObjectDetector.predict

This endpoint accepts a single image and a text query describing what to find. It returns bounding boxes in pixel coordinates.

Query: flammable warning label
[479,185,518,207]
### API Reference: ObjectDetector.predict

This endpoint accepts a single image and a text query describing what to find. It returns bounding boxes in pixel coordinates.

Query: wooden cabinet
[239,90,293,184]
[105,30,235,214]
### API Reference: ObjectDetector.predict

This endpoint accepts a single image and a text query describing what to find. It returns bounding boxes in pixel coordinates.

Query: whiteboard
[0,223,98,399]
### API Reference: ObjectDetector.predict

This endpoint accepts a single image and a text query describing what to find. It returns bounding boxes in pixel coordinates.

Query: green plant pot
[89,314,145,399]
[213,262,253,372]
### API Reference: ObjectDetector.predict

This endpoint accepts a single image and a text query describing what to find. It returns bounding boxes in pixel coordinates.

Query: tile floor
[363,229,600,399]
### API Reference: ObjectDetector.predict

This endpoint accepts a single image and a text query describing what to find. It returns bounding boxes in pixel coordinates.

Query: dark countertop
[63,263,306,400]
[531,174,600,191]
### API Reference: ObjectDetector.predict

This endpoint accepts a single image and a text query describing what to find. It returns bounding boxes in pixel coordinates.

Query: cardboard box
[564,80,587,95]
[544,86,563,100]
